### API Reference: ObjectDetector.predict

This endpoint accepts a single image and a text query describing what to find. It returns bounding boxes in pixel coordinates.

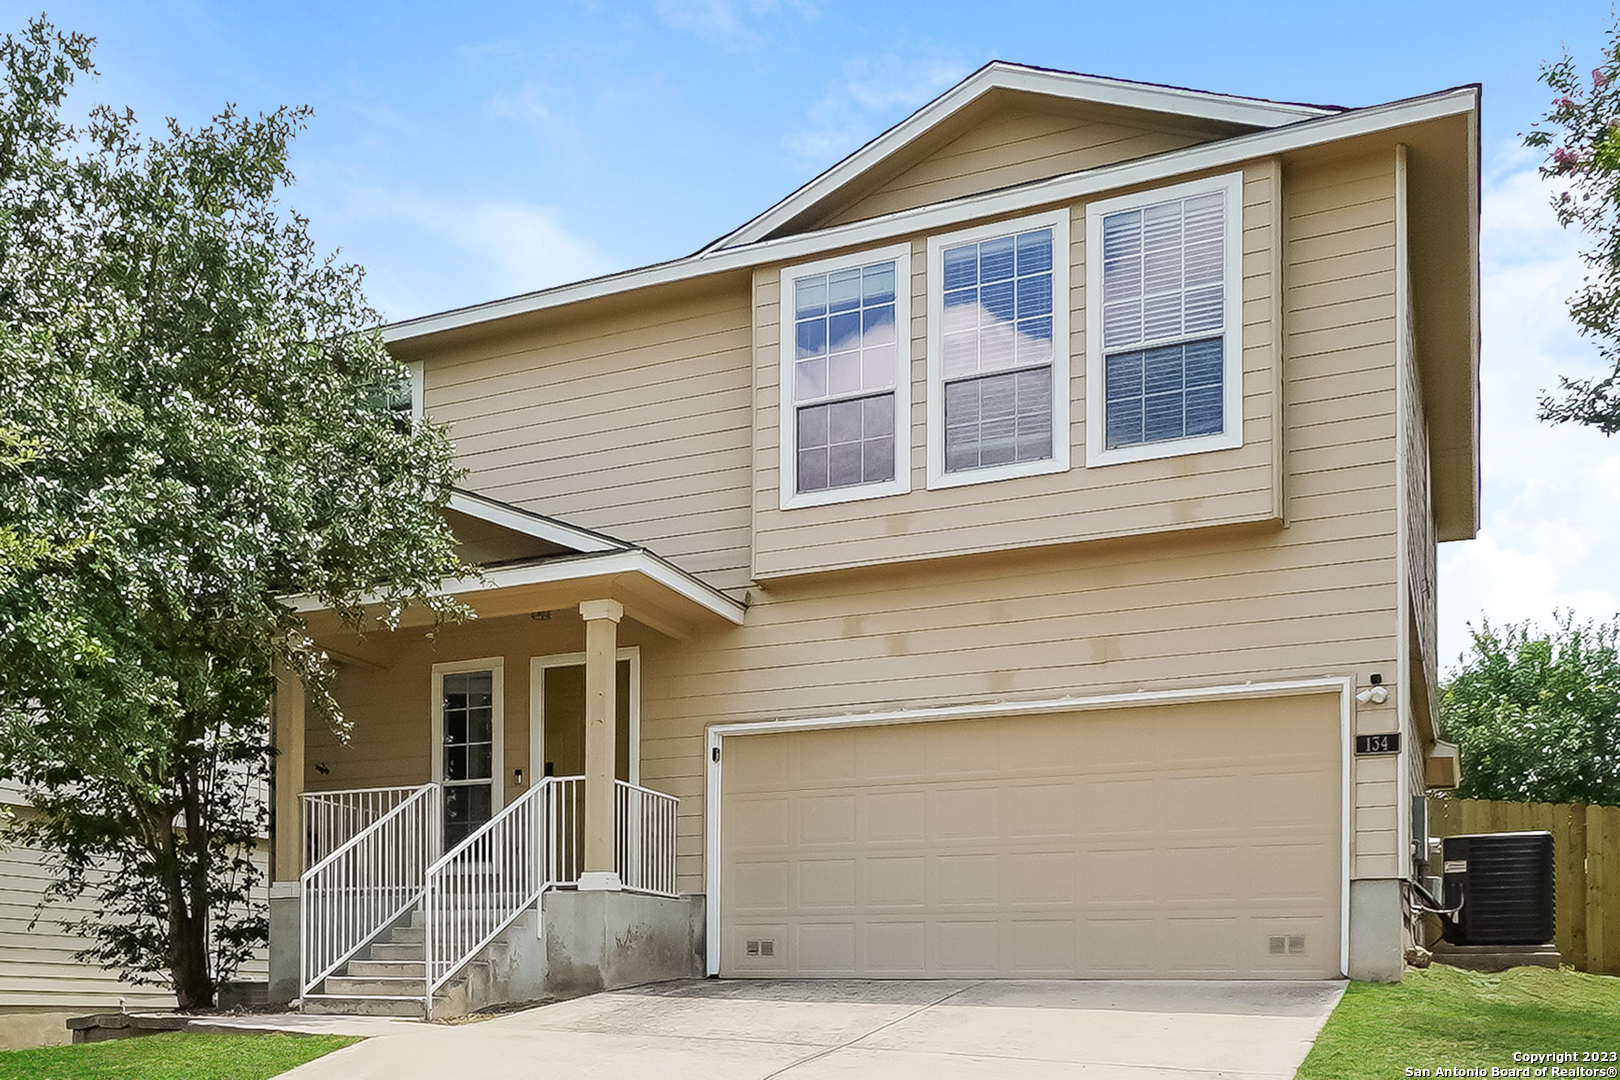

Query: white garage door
[719,693,1342,979]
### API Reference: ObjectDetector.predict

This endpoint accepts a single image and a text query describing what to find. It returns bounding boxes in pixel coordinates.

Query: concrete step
[408,906,531,929]
[346,959,426,978]
[389,926,425,944]
[324,974,427,997]
[368,941,426,962]
[301,993,427,1019]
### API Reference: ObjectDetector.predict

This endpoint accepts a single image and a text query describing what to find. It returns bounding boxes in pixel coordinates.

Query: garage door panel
[727,794,789,848]
[868,791,927,840]
[719,695,1342,979]
[866,856,927,906]
[865,921,927,972]
[798,859,857,908]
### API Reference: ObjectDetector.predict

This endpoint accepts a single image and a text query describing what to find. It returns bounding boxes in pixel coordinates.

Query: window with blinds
[926,210,1071,488]
[778,244,911,509]
[1085,173,1243,466]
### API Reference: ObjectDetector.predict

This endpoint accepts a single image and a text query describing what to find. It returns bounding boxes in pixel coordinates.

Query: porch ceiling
[288,548,747,658]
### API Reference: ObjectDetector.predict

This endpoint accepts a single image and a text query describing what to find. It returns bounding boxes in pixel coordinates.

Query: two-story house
[268,62,1479,1017]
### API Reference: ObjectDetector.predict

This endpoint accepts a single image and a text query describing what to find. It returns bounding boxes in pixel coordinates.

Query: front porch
[268,497,745,1016]
[290,774,693,1017]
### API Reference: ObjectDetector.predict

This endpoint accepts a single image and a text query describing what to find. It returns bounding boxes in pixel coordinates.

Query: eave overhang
[383,85,1477,355]
[287,548,748,655]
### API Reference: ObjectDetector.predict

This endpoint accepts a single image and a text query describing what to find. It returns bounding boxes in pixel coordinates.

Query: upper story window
[1085,172,1244,467]
[778,243,912,510]
[926,209,1070,489]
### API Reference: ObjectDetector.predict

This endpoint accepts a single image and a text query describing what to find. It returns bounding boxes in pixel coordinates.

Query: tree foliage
[0,19,468,1007]
[1440,614,1620,807]
[1524,14,1620,432]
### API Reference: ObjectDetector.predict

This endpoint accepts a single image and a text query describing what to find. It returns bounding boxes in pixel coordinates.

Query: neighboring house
[0,779,269,1026]
[271,63,1479,1016]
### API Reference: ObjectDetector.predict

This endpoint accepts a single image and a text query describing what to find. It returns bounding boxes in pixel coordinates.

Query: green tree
[1441,615,1620,807]
[1524,14,1620,432]
[0,19,467,1008]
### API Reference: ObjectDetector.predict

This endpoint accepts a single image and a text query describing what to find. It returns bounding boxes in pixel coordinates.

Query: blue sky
[5,0,1617,666]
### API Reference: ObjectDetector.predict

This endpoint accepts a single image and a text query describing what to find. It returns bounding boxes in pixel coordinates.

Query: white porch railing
[615,780,679,898]
[300,782,440,998]
[300,785,421,870]
[422,776,584,1017]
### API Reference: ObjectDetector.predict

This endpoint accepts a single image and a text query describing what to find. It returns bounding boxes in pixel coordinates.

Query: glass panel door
[442,668,495,848]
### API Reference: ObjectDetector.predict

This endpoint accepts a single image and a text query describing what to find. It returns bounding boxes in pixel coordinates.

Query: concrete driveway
[269,979,1344,1080]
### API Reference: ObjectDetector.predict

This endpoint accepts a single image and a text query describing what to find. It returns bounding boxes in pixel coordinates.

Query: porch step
[323,974,427,997]
[301,993,428,1019]
[368,941,426,962]
[345,959,425,978]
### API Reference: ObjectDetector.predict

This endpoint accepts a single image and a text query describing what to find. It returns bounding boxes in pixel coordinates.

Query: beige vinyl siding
[308,148,1410,899]
[1,816,269,1008]
[421,281,756,594]
[754,162,1284,579]
[821,106,1211,229]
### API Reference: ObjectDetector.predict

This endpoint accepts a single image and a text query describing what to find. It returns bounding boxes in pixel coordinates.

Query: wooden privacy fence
[1428,798,1620,975]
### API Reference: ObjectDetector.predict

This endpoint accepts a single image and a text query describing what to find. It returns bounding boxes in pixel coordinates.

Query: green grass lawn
[0,1031,359,1080]
[1298,964,1620,1079]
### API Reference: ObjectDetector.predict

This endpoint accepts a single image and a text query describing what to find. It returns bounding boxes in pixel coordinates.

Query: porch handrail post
[577,598,624,891]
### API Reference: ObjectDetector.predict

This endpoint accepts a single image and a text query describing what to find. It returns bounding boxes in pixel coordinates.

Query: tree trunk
[170,753,216,1010]
[168,896,215,1010]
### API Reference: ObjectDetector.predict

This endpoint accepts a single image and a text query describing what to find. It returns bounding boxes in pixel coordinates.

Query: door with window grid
[440,668,496,848]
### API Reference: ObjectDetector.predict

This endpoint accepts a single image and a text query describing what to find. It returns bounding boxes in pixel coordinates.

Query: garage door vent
[745,939,775,957]
[1269,935,1307,955]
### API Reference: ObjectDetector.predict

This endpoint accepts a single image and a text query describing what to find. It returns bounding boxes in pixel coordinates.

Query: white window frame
[777,243,913,510]
[1085,171,1245,468]
[430,656,505,816]
[529,647,641,785]
[406,360,425,419]
[925,208,1071,489]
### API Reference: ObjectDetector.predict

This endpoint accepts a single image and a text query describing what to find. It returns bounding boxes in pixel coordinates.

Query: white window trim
[777,242,913,511]
[529,648,641,785]
[925,208,1071,490]
[1084,171,1246,468]
[406,360,425,419]
[430,656,505,814]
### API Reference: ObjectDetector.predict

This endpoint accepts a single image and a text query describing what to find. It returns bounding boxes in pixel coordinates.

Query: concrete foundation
[542,891,704,999]
[0,1010,77,1050]
[267,883,301,1005]
[1431,942,1561,972]
[1348,878,1405,982]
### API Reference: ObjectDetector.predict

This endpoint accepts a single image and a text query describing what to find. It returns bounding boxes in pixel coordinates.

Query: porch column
[271,664,306,884]
[267,664,305,1004]
[578,599,624,891]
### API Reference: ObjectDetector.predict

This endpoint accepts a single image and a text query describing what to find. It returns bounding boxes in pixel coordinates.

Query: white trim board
[285,547,747,625]
[447,490,625,554]
[530,648,642,786]
[704,62,1336,255]
[382,88,1477,347]
[703,676,1355,979]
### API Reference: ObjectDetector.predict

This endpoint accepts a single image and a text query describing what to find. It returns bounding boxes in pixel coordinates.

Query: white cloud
[1436,141,1620,668]
[311,182,620,321]
[654,0,816,52]
[786,49,977,170]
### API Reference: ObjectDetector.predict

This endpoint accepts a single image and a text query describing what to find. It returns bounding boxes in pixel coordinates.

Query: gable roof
[699,62,1342,254]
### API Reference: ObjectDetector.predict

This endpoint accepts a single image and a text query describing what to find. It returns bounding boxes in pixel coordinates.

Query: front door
[432,658,505,849]
[530,649,638,783]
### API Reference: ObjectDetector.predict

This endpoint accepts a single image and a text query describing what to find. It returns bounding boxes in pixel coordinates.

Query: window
[431,657,504,849]
[1085,172,1244,466]
[778,243,912,509]
[926,210,1070,488]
